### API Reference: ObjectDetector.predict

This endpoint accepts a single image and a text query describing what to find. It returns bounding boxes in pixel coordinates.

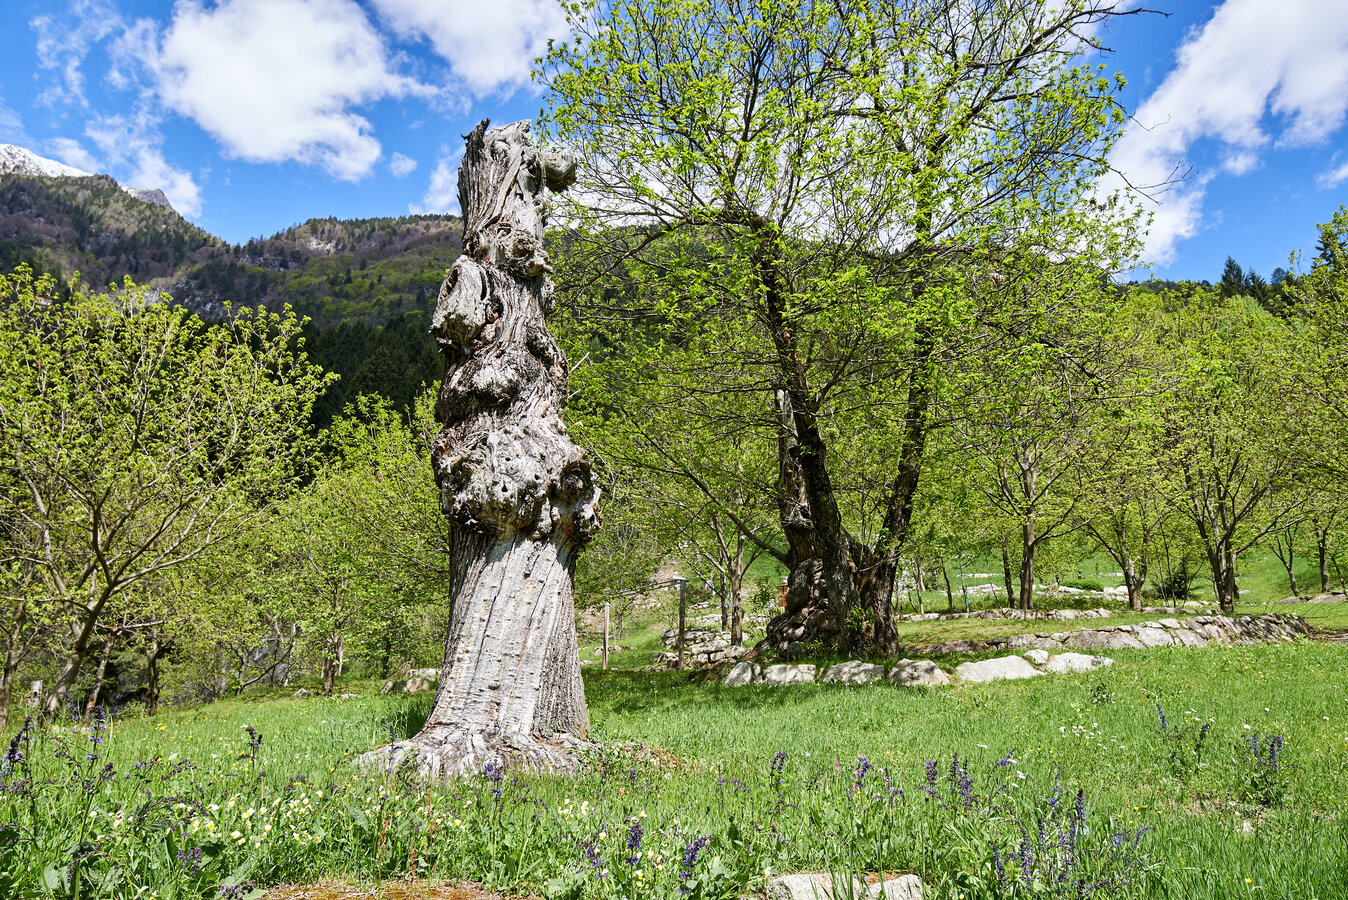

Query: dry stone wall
[892,613,1307,658]
[723,614,1308,688]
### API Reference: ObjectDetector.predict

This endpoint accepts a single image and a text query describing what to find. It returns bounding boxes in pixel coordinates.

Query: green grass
[4,632,1347,900]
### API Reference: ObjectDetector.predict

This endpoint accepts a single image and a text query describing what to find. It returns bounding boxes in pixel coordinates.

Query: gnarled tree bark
[376,120,599,777]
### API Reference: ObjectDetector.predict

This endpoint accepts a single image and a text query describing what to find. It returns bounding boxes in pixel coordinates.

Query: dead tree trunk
[376,120,598,778]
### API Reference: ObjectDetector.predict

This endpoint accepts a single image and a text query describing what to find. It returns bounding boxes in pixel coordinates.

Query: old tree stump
[372,120,599,777]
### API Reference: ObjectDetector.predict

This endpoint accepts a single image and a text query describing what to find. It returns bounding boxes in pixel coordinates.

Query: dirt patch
[262,880,537,900]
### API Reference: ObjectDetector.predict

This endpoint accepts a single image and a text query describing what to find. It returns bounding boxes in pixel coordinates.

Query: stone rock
[1043,653,1113,674]
[822,661,887,685]
[1171,629,1209,647]
[764,664,817,686]
[770,874,863,900]
[1023,649,1050,666]
[1066,630,1144,651]
[1132,627,1174,648]
[338,693,360,699]
[1006,633,1062,651]
[379,670,439,694]
[872,876,924,900]
[769,873,923,900]
[1158,618,1183,629]
[888,659,950,687]
[293,688,312,698]
[723,662,762,686]
[954,656,1043,683]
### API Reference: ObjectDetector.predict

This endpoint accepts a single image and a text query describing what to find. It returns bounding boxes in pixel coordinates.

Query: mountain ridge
[0,143,178,213]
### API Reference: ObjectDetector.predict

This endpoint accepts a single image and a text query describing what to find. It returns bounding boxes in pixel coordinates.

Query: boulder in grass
[723,662,762,686]
[888,659,950,687]
[872,875,924,900]
[953,656,1043,683]
[771,874,864,900]
[1023,649,1050,666]
[763,664,816,686]
[822,661,887,685]
[769,873,923,900]
[1043,653,1113,674]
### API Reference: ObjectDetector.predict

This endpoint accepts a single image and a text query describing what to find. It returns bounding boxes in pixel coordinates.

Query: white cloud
[410,148,462,214]
[46,137,102,173]
[1107,0,1348,264]
[390,152,418,177]
[85,113,203,217]
[30,0,122,108]
[148,0,423,181]
[1319,158,1348,189]
[370,0,567,96]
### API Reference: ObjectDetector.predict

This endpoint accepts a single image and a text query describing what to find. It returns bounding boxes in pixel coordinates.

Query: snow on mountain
[0,144,177,213]
[0,144,94,178]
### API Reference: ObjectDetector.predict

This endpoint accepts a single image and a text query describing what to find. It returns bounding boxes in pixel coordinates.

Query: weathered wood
[373,120,598,777]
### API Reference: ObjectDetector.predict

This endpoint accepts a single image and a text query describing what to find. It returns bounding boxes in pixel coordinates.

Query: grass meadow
[3,601,1347,900]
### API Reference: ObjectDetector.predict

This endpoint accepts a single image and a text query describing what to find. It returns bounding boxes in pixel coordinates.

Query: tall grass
[3,641,1346,899]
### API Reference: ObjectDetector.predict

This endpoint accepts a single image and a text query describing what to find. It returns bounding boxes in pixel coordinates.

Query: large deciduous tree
[379,121,600,776]
[543,0,1142,649]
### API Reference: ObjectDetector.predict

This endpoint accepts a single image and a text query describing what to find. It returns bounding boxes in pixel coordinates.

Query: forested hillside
[0,173,222,287]
[0,172,459,419]
[169,214,462,327]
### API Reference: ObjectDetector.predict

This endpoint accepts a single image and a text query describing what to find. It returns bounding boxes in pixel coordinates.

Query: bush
[1060,578,1105,592]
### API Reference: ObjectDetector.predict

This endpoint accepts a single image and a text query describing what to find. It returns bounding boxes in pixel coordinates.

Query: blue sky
[0,0,1345,283]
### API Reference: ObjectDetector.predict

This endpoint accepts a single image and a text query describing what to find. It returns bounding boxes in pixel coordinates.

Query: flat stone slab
[1172,629,1209,647]
[1066,630,1145,651]
[770,874,922,900]
[954,656,1043,683]
[1132,627,1174,648]
[872,876,923,900]
[723,661,762,686]
[764,664,816,686]
[822,661,887,685]
[888,659,950,687]
[1043,652,1113,674]
[1006,633,1063,651]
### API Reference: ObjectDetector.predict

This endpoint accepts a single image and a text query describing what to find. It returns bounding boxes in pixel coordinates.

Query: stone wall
[892,613,1308,658]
